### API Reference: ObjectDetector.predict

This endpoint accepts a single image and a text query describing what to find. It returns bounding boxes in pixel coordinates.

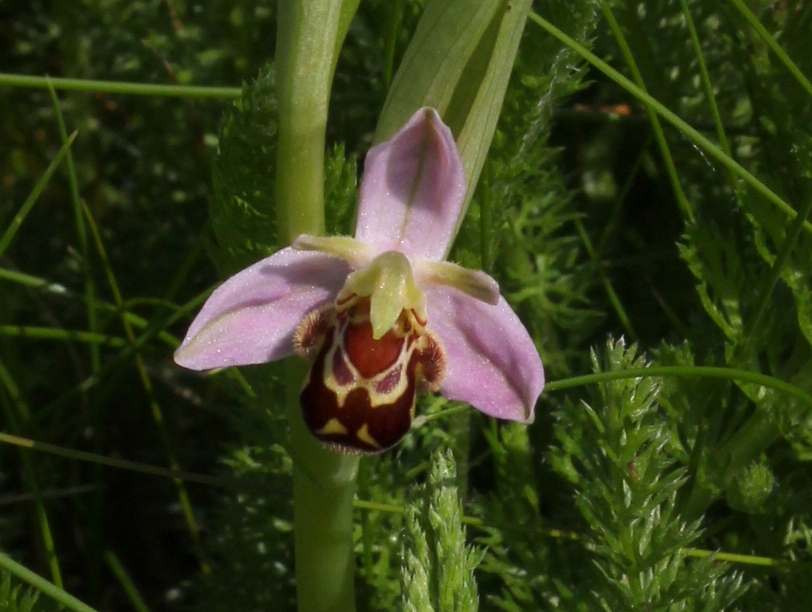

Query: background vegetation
[1,0,811,610]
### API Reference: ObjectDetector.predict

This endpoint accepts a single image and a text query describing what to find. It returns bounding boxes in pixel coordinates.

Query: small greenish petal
[340,251,426,339]
[418,260,500,305]
[292,234,372,268]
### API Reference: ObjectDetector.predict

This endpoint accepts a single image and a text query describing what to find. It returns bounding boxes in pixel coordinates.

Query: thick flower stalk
[176,108,544,453]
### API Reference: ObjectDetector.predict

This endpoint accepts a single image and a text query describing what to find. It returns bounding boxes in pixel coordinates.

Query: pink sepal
[424,285,544,422]
[174,247,350,370]
[355,108,466,262]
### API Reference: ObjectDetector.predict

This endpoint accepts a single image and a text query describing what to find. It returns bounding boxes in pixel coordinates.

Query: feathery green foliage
[551,339,749,611]
[209,65,279,276]
[401,450,481,612]
[0,573,43,612]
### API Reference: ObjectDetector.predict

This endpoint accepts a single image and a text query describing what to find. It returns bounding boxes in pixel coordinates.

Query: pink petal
[175,247,350,370]
[355,108,466,261]
[425,286,544,422]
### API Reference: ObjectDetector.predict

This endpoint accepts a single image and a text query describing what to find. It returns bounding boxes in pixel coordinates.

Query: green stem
[0,132,76,258]
[104,551,151,612]
[718,409,781,475]
[0,361,63,588]
[0,72,240,98]
[599,0,695,224]
[746,191,812,340]
[382,0,404,91]
[275,0,340,243]
[0,431,269,493]
[726,0,812,99]
[545,366,812,408]
[274,2,360,611]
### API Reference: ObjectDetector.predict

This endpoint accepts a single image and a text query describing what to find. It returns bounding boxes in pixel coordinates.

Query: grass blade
[726,0,812,98]
[0,132,77,258]
[0,72,240,98]
[528,11,812,235]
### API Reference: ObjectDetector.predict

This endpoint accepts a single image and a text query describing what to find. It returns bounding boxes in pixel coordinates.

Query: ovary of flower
[174,107,545,453]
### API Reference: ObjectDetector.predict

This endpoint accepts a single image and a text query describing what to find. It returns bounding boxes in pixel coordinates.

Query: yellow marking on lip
[355,423,381,449]
[317,418,349,436]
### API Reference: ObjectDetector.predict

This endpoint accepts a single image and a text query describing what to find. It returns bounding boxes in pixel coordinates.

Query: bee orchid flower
[175,108,544,453]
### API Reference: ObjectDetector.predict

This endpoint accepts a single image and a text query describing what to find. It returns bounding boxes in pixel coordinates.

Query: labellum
[294,295,445,454]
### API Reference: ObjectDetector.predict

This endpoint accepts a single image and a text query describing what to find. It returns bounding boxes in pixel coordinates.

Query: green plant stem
[382,0,404,91]
[0,267,188,349]
[275,2,360,611]
[0,325,127,347]
[0,361,63,589]
[82,203,210,574]
[0,132,76,258]
[104,551,151,612]
[545,366,812,407]
[679,0,746,210]
[726,0,812,98]
[679,0,733,160]
[746,191,812,339]
[0,553,98,612]
[275,0,340,243]
[0,431,277,495]
[0,72,240,98]
[574,218,637,340]
[48,86,98,370]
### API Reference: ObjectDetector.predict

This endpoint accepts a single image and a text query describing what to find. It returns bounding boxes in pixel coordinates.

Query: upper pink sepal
[355,108,466,262]
[174,247,350,370]
[424,285,545,422]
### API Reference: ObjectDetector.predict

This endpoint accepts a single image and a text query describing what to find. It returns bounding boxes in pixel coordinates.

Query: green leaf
[324,144,358,237]
[725,461,775,513]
